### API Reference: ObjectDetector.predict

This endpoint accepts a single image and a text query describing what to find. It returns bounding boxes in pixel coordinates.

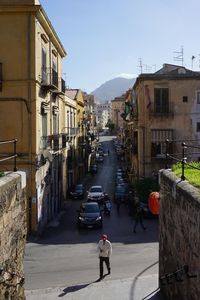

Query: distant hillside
[91,77,135,103]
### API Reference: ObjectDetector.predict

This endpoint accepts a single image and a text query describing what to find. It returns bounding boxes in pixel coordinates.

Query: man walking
[97,234,112,280]
[133,202,146,233]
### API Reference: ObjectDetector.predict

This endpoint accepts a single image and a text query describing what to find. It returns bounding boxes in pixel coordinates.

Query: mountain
[91,77,136,103]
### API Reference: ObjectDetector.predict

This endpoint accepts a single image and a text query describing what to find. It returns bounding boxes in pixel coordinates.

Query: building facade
[0,0,66,234]
[111,94,126,134]
[124,64,200,180]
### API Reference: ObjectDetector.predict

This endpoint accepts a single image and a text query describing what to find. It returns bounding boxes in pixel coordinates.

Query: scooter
[104,200,112,215]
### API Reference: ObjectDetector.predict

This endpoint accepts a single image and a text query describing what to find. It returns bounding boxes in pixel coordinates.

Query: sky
[40,0,200,93]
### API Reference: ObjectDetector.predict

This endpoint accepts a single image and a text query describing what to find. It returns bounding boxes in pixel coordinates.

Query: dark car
[77,202,103,229]
[70,184,84,200]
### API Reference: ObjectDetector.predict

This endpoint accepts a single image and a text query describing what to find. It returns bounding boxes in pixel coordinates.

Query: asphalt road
[24,136,159,291]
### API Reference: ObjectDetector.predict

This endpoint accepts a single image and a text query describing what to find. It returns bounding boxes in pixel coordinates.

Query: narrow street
[24,136,159,297]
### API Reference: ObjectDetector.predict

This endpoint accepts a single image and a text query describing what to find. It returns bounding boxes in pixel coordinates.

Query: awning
[151,129,173,142]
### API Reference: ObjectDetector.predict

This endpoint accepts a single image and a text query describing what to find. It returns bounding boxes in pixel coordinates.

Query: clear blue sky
[40,0,200,93]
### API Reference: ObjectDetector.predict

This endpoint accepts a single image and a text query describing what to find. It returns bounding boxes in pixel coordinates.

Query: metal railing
[165,139,200,180]
[62,127,80,136]
[160,265,197,285]
[150,101,174,117]
[0,139,17,171]
[41,67,58,88]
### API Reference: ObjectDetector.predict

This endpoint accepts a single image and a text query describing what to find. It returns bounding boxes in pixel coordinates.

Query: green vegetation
[172,162,200,188]
[105,119,115,132]
[0,171,5,177]
[134,178,160,202]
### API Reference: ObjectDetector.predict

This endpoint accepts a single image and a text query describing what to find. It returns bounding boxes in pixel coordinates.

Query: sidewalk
[25,274,163,300]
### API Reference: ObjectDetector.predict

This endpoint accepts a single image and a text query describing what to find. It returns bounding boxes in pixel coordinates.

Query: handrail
[0,139,17,171]
[165,139,200,180]
[160,265,197,285]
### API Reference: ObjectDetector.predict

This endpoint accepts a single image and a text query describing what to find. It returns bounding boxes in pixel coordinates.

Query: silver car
[87,185,105,204]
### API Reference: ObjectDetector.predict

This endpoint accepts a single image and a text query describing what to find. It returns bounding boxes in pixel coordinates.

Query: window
[197,122,200,132]
[197,91,200,104]
[154,88,169,113]
[183,96,188,103]
[53,115,58,134]
[52,59,57,72]
[42,113,47,148]
[151,129,173,158]
[42,48,47,82]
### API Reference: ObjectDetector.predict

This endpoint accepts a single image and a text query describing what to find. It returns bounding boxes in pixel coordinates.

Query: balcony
[62,127,80,137]
[52,78,66,96]
[150,102,174,117]
[41,68,58,91]
[40,134,63,152]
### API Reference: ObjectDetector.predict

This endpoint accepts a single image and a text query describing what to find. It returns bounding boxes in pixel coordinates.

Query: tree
[105,119,115,132]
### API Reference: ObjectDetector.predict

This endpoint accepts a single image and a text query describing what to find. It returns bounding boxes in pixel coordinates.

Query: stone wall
[0,172,26,300]
[159,169,200,300]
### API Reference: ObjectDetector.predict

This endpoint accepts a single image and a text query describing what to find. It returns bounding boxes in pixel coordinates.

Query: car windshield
[81,204,99,213]
[75,185,83,191]
[90,187,102,193]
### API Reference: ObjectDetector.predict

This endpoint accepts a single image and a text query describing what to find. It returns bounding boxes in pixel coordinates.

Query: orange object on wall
[148,192,160,215]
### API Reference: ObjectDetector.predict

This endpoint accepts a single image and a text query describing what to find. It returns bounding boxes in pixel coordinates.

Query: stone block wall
[0,172,26,300]
[159,169,200,300]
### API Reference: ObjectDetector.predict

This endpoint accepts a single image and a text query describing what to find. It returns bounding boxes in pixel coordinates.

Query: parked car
[90,164,98,174]
[87,185,105,204]
[69,184,84,200]
[77,202,103,228]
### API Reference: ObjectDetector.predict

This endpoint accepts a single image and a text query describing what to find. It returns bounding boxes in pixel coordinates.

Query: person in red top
[97,234,112,280]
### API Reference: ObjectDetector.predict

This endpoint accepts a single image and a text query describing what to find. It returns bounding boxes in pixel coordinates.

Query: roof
[134,63,200,88]
[65,89,79,100]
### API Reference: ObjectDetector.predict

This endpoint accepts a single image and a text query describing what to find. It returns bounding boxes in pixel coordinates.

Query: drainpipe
[27,14,33,233]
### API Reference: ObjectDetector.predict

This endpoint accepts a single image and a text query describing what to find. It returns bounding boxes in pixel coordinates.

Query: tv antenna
[191,55,195,70]
[173,46,184,66]
[138,58,143,74]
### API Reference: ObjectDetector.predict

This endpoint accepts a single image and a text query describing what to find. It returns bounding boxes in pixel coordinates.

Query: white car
[87,185,105,204]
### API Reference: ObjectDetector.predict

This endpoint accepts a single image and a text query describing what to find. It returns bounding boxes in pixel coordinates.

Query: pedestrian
[107,149,110,155]
[97,234,112,280]
[133,202,146,233]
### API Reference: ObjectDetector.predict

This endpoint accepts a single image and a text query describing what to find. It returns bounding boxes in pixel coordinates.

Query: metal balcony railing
[0,139,17,171]
[62,127,80,136]
[150,101,174,117]
[41,67,58,89]
[40,134,63,151]
[61,78,65,93]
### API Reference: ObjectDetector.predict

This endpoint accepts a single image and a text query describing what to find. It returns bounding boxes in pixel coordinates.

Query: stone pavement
[25,273,163,300]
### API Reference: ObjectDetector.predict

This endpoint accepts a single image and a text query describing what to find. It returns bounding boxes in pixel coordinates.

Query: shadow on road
[58,283,91,297]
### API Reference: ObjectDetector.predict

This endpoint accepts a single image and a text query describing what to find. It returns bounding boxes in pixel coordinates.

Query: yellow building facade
[0,0,66,234]
[126,64,200,179]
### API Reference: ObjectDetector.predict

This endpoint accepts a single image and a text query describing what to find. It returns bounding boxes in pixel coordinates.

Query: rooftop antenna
[191,55,195,70]
[173,46,184,66]
[138,58,143,74]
